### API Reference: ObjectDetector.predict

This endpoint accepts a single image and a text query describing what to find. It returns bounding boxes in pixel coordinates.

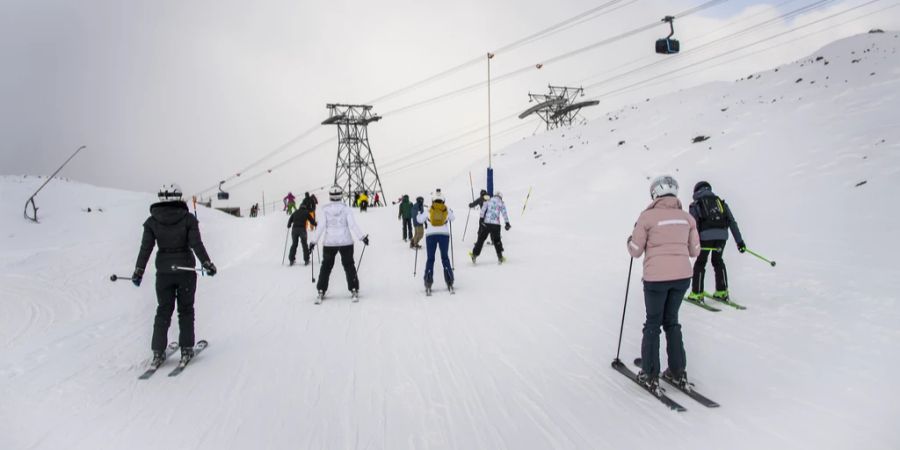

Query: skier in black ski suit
[287,205,316,265]
[468,189,491,245]
[687,181,746,302]
[133,184,216,366]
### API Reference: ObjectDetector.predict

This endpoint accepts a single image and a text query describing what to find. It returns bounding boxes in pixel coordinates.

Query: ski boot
[468,251,477,264]
[178,347,194,366]
[447,284,455,295]
[498,255,506,265]
[712,290,730,301]
[304,260,310,266]
[315,290,325,304]
[687,291,706,301]
[636,371,662,396]
[662,368,691,390]
[150,351,166,368]
[351,289,359,303]
[289,259,295,267]
[425,283,433,297]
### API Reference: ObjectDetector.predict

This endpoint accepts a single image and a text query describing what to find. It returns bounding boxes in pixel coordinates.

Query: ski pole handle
[745,248,776,267]
[110,274,134,282]
[171,265,205,273]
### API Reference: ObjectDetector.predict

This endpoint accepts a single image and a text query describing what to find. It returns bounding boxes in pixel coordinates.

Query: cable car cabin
[656,15,679,55]
[216,180,229,200]
[655,38,680,54]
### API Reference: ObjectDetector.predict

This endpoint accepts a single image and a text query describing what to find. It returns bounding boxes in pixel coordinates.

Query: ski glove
[737,241,747,253]
[308,243,316,252]
[505,223,511,231]
[362,235,370,246]
[202,261,217,277]
[132,267,144,287]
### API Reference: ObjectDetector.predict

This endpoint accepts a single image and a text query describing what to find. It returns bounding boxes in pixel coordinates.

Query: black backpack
[697,195,728,230]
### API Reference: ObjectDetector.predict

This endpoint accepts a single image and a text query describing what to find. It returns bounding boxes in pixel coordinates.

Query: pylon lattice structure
[321,104,385,205]
[518,85,599,130]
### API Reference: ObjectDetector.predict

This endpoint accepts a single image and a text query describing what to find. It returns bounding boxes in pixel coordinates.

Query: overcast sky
[2,0,898,208]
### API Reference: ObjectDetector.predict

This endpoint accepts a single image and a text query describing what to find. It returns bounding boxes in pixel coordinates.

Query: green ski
[705,293,747,310]
[684,296,721,312]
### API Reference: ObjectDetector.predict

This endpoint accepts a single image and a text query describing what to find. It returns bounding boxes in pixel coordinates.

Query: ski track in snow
[2,33,900,450]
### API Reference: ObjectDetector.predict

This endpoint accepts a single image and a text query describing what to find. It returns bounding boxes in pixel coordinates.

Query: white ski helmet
[494,191,503,199]
[328,185,343,201]
[157,183,183,201]
[649,175,679,200]
[432,191,445,203]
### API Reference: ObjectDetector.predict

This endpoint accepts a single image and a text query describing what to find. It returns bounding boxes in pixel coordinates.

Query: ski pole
[701,247,721,252]
[311,247,316,283]
[356,244,367,272]
[449,218,455,270]
[461,208,472,242]
[614,257,634,364]
[282,228,289,265]
[109,274,134,282]
[413,244,419,277]
[171,265,205,273]
[745,248,777,267]
[521,186,533,216]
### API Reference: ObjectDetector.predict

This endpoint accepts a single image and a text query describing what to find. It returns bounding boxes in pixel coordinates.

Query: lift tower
[518,85,599,130]
[321,104,385,205]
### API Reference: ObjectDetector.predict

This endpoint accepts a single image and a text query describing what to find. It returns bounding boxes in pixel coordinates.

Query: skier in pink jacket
[627,175,701,393]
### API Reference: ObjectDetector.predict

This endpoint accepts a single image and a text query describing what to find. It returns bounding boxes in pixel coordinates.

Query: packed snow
[2,32,899,449]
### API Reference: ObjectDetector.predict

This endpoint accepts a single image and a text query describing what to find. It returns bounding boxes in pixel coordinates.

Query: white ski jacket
[310,201,366,247]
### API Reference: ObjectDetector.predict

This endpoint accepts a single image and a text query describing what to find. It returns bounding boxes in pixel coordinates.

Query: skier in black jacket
[287,204,317,265]
[687,181,745,303]
[468,189,490,244]
[133,184,216,367]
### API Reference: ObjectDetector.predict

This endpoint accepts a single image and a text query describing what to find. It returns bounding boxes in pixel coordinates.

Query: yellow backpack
[429,203,448,226]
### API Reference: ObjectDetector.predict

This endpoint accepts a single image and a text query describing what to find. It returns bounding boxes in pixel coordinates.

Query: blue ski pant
[640,278,690,378]
[424,234,454,287]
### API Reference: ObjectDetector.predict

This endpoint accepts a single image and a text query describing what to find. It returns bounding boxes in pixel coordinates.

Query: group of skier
[129,176,750,394]
[626,175,746,395]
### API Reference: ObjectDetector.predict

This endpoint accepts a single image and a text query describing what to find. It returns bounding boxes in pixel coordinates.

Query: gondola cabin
[217,181,230,200]
[655,15,679,55]
[656,37,680,54]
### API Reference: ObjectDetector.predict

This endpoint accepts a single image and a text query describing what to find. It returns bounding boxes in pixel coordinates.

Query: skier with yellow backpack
[416,190,455,295]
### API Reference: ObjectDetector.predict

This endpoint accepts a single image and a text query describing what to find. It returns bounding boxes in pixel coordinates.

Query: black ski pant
[288,227,309,263]
[152,272,197,352]
[472,223,503,259]
[316,245,359,292]
[640,278,689,378]
[477,218,492,245]
[401,218,413,240]
[691,239,728,293]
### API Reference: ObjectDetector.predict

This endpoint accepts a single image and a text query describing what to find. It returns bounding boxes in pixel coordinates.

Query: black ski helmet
[694,181,712,193]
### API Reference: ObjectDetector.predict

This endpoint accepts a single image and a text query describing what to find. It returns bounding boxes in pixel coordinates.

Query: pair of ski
[611,358,719,412]
[315,291,359,305]
[138,340,208,379]
[426,285,454,296]
[684,293,747,312]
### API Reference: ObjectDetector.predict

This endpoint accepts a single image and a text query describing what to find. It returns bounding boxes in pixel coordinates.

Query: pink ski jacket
[627,196,701,282]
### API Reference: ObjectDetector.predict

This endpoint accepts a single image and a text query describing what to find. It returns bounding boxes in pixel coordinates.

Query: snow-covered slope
[2,32,899,450]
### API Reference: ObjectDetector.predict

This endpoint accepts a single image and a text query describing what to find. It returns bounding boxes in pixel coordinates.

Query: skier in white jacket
[309,185,368,301]
[416,191,456,294]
